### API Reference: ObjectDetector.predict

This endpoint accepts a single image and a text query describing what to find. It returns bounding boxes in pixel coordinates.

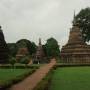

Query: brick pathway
[9,59,56,90]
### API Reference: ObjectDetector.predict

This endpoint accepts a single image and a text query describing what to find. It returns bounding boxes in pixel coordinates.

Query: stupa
[0,26,9,64]
[34,38,45,63]
[61,14,90,64]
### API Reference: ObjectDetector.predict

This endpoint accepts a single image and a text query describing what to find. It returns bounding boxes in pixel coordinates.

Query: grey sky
[0,0,90,47]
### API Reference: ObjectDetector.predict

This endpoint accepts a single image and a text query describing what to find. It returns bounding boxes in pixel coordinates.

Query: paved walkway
[9,59,56,90]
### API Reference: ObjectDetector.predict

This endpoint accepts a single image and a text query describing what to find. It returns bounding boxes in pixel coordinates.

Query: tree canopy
[7,43,18,57]
[45,37,60,58]
[16,39,37,55]
[75,7,90,42]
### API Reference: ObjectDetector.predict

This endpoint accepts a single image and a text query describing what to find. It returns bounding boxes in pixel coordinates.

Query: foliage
[30,42,37,55]
[7,43,18,57]
[42,45,47,56]
[0,64,39,69]
[44,38,60,58]
[7,39,37,58]
[16,39,37,55]
[20,56,30,67]
[75,7,90,42]
[9,57,16,68]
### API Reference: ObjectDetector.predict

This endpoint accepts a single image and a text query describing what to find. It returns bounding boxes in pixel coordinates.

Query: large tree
[7,43,18,57]
[45,37,60,58]
[30,42,37,55]
[16,39,36,55]
[75,7,90,42]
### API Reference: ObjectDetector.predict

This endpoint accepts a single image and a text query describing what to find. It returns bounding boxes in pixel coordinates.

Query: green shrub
[20,56,30,68]
[9,57,16,68]
[0,65,39,69]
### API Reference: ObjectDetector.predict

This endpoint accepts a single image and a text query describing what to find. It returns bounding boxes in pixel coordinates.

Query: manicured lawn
[49,67,90,90]
[0,69,33,87]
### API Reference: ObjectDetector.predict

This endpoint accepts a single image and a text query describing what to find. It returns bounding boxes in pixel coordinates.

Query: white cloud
[0,0,89,47]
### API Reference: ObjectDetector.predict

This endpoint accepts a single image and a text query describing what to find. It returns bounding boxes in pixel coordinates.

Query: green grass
[0,69,34,87]
[34,70,53,90]
[49,67,90,90]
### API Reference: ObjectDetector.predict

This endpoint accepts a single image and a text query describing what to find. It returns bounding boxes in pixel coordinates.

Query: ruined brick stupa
[61,14,90,64]
[0,26,9,64]
[34,38,45,64]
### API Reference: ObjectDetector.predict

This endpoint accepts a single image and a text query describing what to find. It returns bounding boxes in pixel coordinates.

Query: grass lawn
[0,69,33,87]
[49,67,90,90]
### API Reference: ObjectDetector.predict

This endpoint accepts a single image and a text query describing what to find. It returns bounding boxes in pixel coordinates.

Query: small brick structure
[16,48,29,60]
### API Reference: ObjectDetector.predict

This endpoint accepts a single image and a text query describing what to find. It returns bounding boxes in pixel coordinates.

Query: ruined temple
[61,15,90,64]
[0,26,9,64]
[34,38,45,63]
[16,48,29,60]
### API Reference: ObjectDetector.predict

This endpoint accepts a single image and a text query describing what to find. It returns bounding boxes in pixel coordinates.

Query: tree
[75,7,90,42]
[7,43,18,57]
[45,37,60,58]
[16,39,37,55]
[20,56,30,67]
[42,45,47,56]
[9,57,16,68]
[30,42,37,55]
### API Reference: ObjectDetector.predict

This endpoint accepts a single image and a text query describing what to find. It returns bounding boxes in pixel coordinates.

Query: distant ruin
[34,38,46,64]
[16,47,29,60]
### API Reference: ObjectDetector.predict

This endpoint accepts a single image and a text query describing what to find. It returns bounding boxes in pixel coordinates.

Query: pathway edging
[9,59,56,90]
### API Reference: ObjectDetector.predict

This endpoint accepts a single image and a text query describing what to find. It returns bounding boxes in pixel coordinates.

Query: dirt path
[9,59,56,90]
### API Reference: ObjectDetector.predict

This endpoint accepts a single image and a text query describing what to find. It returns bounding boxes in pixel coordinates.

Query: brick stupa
[61,15,90,64]
[34,38,45,64]
[0,26,9,64]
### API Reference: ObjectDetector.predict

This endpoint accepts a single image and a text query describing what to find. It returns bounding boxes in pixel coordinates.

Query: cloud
[0,0,90,47]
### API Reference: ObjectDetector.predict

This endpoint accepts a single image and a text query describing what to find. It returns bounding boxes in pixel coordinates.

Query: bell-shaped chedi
[61,14,90,64]
[68,24,85,45]
[0,26,9,64]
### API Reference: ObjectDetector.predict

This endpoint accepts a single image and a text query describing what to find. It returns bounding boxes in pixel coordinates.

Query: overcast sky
[0,0,90,47]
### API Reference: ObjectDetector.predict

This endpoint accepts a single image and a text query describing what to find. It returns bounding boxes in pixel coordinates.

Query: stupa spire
[72,10,76,26]
[39,38,41,45]
[74,10,76,19]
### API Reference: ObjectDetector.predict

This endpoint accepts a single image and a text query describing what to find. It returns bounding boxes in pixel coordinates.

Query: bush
[9,57,16,68]
[20,56,30,68]
[0,65,39,69]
